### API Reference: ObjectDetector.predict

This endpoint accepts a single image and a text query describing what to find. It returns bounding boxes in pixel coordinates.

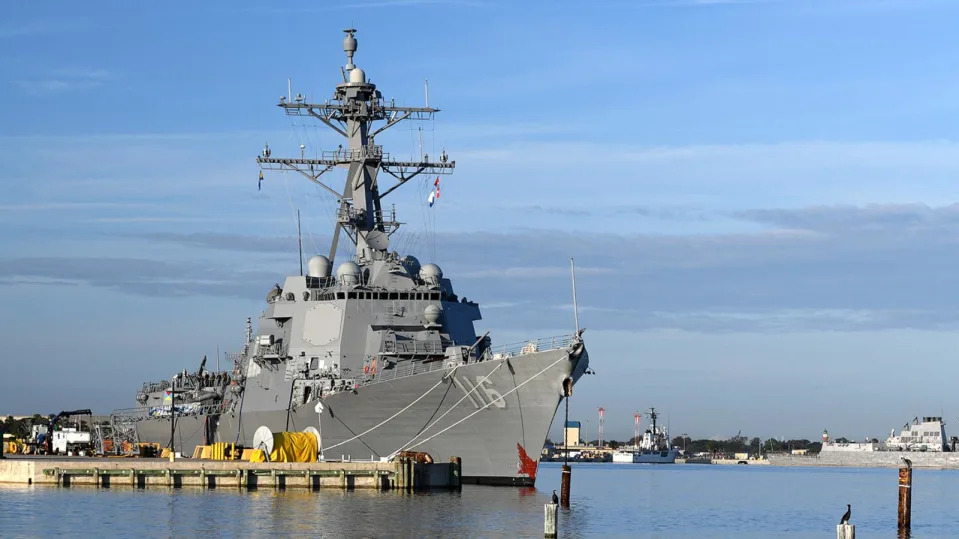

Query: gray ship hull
[135,345,587,485]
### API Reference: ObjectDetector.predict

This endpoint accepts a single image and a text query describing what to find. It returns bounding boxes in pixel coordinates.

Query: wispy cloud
[0,256,277,299]
[0,19,90,39]
[736,203,959,234]
[15,67,113,94]
[0,201,155,212]
[459,266,615,279]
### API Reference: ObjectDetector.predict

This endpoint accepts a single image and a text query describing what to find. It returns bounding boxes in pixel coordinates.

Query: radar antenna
[256,29,456,265]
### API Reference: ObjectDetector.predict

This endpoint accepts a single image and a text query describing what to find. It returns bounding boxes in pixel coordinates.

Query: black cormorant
[551,490,559,504]
[840,504,851,525]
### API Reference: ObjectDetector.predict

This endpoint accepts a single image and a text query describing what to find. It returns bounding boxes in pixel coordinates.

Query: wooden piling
[560,465,571,508]
[837,524,855,539]
[898,466,912,534]
[544,502,558,538]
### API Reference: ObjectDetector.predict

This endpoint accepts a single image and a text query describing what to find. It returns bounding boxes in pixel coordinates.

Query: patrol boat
[114,29,590,485]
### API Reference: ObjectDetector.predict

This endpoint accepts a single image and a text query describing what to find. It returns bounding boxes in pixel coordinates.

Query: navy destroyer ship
[111,29,589,485]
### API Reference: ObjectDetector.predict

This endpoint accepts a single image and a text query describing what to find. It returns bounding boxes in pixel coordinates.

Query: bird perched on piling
[552,490,559,504]
[900,456,912,469]
[840,504,851,525]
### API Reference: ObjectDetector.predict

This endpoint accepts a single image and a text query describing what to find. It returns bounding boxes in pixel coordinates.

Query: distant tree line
[1,415,47,438]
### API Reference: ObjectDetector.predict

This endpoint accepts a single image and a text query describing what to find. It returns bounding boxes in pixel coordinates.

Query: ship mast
[256,29,456,265]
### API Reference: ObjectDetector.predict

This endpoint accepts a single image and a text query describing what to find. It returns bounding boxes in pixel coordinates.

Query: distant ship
[770,415,959,468]
[108,29,590,486]
[611,407,679,464]
[820,416,951,453]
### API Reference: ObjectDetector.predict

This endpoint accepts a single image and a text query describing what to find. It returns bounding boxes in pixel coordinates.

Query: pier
[0,456,461,491]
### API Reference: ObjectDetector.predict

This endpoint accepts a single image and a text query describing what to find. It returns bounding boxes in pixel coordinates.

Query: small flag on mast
[428,176,440,207]
[258,171,263,191]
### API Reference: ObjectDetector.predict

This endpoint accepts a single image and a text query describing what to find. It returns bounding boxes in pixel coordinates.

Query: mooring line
[396,353,569,454]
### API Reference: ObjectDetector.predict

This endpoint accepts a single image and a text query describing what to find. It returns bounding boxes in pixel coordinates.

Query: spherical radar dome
[424,304,442,325]
[307,255,332,278]
[419,263,443,286]
[337,261,361,285]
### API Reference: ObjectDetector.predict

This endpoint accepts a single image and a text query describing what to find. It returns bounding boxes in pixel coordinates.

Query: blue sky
[3,0,959,442]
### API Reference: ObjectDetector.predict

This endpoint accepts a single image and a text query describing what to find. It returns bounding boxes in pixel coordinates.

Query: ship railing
[358,334,577,387]
[139,380,171,393]
[320,145,384,162]
[484,333,578,360]
[359,356,451,386]
[381,339,445,356]
[255,342,287,360]
[111,402,227,422]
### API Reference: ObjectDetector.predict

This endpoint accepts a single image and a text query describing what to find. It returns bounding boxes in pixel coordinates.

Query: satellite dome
[419,263,443,286]
[349,68,366,84]
[307,255,332,278]
[401,255,421,276]
[337,261,361,285]
[424,304,442,325]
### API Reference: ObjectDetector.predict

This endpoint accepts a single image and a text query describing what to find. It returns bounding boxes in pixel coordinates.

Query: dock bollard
[836,523,855,539]
[544,502,558,538]
[560,465,571,508]
[898,465,912,534]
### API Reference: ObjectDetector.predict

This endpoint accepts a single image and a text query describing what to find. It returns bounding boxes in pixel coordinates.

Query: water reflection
[2,464,958,538]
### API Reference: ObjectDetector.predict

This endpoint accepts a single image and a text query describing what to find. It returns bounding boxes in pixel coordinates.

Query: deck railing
[111,401,228,422]
[360,333,577,388]
[485,333,577,360]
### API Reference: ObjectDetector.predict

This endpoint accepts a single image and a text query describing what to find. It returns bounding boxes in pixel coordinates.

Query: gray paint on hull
[136,346,587,483]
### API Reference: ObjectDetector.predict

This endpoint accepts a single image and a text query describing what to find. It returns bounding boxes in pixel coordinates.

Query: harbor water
[2,462,958,538]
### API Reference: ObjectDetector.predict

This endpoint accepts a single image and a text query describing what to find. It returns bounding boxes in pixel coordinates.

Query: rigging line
[419,175,431,260]
[393,362,505,452]
[320,366,460,451]
[282,175,301,261]
[399,376,456,453]
[396,353,570,454]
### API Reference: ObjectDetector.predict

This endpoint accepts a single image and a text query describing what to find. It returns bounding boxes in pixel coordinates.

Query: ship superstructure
[820,416,949,453]
[115,29,589,485]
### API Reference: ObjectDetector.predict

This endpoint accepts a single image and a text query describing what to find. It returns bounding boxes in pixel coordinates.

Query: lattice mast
[256,29,456,265]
